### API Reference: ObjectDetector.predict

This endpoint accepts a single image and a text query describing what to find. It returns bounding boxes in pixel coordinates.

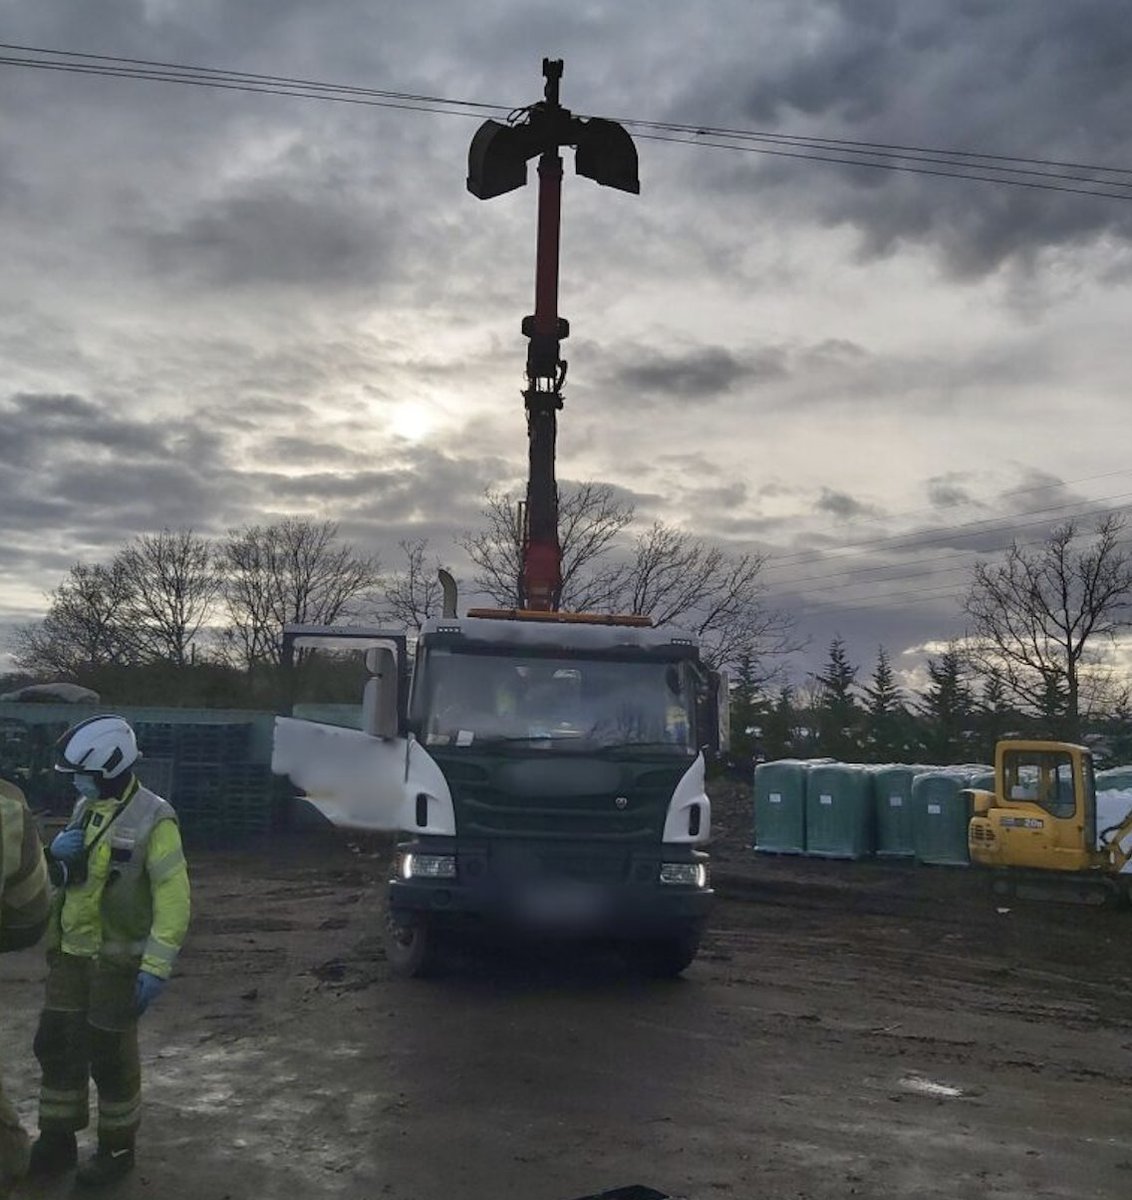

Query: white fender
[272,718,455,835]
[662,752,712,845]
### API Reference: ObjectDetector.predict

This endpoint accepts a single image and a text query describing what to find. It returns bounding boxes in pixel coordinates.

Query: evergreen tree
[918,647,975,764]
[762,686,797,760]
[974,672,1012,762]
[861,646,908,763]
[729,647,761,764]
[814,637,861,760]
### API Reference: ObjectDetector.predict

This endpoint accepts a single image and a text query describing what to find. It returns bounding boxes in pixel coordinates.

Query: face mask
[73,774,101,799]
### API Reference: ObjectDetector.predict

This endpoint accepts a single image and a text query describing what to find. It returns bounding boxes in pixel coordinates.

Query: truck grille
[439,754,683,842]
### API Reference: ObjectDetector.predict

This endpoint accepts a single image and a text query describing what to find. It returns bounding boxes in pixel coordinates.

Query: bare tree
[610,523,799,674]
[375,538,448,630]
[964,516,1132,740]
[461,484,797,676]
[459,483,634,611]
[10,560,137,677]
[118,529,220,666]
[218,518,382,668]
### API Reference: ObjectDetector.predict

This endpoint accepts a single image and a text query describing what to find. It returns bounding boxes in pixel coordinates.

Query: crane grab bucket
[467,120,530,200]
[574,118,640,193]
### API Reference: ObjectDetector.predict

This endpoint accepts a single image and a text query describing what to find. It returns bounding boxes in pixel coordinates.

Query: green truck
[273,609,726,977]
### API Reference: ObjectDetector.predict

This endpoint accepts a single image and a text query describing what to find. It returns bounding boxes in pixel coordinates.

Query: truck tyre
[383,908,444,979]
[623,930,701,979]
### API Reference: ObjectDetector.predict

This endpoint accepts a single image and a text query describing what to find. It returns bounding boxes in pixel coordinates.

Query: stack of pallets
[134,722,272,841]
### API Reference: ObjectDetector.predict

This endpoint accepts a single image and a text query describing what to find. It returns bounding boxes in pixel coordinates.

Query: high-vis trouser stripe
[39,1085,89,1120]
[40,1088,87,1104]
[97,1095,141,1129]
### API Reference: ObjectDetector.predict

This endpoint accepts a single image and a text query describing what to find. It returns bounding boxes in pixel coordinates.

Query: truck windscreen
[412,649,697,754]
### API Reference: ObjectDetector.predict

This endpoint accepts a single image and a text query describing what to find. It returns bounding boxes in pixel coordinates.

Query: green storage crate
[911,772,972,866]
[805,764,873,859]
[754,760,807,854]
[873,766,916,857]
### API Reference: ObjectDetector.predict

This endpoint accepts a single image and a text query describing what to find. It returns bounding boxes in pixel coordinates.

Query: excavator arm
[1098,810,1132,873]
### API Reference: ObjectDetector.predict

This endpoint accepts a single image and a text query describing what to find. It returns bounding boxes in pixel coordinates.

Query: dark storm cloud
[670,1,1132,276]
[4,393,167,462]
[234,445,509,535]
[0,393,242,537]
[607,344,787,402]
[267,436,368,467]
[815,488,881,520]
[995,467,1079,514]
[144,189,396,290]
[927,474,979,509]
[0,386,514,602]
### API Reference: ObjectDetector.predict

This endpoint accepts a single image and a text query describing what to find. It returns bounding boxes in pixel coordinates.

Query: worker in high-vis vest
[0,777,50,1200]
[27,715,190,1189]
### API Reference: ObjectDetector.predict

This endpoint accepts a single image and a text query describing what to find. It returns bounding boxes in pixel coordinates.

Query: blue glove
[135,972,167,1015]
[50,828,86,862]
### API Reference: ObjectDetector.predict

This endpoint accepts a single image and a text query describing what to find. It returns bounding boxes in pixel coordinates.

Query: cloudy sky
[3,0,1132,689]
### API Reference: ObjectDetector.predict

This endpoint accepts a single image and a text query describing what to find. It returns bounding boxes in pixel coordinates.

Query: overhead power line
[0,42,510,112]
[633,130,1132,202]
[613,115,1132,180]
[3,44,1132,200]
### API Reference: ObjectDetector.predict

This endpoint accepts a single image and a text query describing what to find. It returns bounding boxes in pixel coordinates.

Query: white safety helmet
[54,715,140,780]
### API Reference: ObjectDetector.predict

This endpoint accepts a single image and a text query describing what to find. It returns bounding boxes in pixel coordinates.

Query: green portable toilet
[754,760,807,854]
[1096,767,1132,792]
[805,764,873,859]
[872,766,916,857]
[911,772,972,866]
[966,769,996,793]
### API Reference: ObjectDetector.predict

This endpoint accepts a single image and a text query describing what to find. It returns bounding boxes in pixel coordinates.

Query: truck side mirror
[696,669,730,754]
[714,669,731,753]
[363,646,399,740]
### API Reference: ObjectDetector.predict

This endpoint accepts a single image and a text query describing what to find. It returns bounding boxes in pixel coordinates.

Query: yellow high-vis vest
[50,778,190,979]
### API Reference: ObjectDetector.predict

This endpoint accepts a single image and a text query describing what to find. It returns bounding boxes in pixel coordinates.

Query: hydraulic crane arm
[1099,810,1132,872]
[467,59,638,610]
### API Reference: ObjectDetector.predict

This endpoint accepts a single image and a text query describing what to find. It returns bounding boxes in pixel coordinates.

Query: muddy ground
[3,781,1131,1200]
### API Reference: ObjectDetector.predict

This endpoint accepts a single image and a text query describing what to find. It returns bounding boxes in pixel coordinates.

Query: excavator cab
[968,740,1097,873]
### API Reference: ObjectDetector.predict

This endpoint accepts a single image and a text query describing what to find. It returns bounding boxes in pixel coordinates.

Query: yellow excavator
[967,739,1132,904]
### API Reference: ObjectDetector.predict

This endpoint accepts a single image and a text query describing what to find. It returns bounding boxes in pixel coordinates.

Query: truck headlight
[399,853,457,880]
[659,861,708,888]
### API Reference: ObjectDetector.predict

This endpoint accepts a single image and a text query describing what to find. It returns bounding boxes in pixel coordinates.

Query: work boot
[76,1145,135,1188]
[26,1130,78,1178]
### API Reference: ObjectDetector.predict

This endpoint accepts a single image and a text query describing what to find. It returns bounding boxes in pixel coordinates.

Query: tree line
[4,488,797,707]
[6,497,1131,748]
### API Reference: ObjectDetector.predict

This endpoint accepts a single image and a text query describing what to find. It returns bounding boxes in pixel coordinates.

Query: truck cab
[272,611,726,977]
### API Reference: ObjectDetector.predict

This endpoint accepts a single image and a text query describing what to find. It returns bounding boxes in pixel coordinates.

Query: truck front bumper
[387,839,713,939]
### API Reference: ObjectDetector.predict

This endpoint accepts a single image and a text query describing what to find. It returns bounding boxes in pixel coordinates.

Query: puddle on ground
[898,1075,965,1098]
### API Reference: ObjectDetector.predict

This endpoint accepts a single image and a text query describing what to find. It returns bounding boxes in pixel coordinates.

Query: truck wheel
[623,931,701,979]
[383,908,443,978]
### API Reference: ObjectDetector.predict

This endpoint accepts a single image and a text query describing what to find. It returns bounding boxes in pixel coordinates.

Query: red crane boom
[467,59,638,610]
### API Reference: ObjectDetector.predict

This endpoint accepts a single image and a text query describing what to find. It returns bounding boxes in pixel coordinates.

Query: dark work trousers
[33,952,142,1152]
